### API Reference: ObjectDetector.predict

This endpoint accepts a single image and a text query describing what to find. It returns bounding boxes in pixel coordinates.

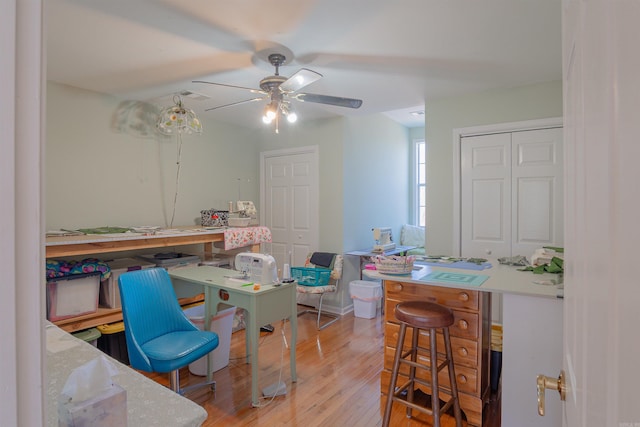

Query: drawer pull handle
[392,283,403,292]
[458,347,468,356]
[458,319,469,330]
[458,292,470,302]
[457,374,467,384]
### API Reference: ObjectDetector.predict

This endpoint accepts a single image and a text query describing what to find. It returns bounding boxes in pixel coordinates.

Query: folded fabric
[223,226,272,250]
[46,258,111,280]
[310,252,336,268]
[498,255,529,266]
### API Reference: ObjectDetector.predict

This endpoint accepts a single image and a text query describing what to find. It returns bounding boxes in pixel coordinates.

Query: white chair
[296,253,343,330]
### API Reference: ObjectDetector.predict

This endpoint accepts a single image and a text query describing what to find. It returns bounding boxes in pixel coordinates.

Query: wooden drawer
[384,300,480,340]
[383,346,479,394]
[385,322,479,368]
[385,281,479,311]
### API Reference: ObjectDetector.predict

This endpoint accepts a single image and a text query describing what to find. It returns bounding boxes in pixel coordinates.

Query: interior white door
[461,128,563,259]
[461,132,512,258]
[261,148,319,271]
[511,128,564,256]
[560,1,640,426]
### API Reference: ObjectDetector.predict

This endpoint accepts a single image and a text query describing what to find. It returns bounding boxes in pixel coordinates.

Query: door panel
[511,128,563,256]
[461,133,511,258]
[263,149,319,272]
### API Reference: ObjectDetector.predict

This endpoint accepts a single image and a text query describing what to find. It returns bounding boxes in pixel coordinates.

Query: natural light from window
[415,140,426,227]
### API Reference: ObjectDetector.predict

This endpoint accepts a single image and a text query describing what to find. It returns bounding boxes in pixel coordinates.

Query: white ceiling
[46,0,561,129]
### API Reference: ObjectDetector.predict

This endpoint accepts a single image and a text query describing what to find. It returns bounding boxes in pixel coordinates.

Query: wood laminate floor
[143,308,501,426]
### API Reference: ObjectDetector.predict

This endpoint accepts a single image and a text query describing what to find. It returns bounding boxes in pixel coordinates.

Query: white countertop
[46,322,207,426]
[365,258,562,299]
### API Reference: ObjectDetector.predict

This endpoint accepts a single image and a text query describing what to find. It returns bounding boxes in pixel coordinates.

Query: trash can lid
[72,327,102,342]
[349,280,382,288]
[97,322,125,334]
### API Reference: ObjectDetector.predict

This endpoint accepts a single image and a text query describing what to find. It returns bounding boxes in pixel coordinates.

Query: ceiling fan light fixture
[262,101,280,124]
[280,102,297,123]
[156,95,202,135]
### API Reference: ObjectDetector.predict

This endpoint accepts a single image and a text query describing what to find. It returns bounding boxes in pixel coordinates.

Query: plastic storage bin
[184,303,237,375]
[46,272,102,321]
[99,258,155,309]
[72,327,102,347]
[291,267,331,286]
[97,322,129,365]
[136,252,201,270]
[349,280,383,319]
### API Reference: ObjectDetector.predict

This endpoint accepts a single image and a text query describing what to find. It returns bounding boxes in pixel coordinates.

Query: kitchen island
[367,260,562,427]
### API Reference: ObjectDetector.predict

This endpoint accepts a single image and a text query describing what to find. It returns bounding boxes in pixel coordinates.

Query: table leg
[247,309,260,407]
[205,287,213,384]
[290,287,297,382]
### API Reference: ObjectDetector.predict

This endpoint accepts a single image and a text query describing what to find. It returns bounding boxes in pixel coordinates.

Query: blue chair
[118,268,219,395]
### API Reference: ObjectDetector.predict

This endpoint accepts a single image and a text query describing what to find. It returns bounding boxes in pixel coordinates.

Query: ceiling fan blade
[205,97,266,111]
[293,93,363,109]
[193,80,265,95]
[279,68,323,93]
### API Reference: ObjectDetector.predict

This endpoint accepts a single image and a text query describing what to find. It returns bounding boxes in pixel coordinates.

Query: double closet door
[461,127,564,260]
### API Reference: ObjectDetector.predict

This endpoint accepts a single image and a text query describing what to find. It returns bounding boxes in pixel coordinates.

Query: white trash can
[349,280,383,319]
[184,303,236,375]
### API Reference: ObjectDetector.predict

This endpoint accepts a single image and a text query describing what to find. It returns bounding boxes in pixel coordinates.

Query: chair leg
[430,328,442,426]
[297,293,339,330]
[444,328,463,426]
[169,368,216,396]
[382,322,407,427]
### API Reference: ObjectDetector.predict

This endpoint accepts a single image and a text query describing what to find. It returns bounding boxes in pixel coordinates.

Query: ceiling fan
[193,53,362,129]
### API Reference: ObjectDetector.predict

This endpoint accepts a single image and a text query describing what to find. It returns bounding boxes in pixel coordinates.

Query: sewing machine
[234,252,278,284]
[236,201,259,225]
[372,227,396,252]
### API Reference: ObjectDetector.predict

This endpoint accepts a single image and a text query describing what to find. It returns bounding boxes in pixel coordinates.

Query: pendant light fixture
[156,95,203,135]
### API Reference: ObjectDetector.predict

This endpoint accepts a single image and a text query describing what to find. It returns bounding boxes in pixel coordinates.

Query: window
[414,140,426,227]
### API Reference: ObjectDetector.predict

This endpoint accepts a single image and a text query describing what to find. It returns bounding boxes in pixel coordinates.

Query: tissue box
[58,384,127,427]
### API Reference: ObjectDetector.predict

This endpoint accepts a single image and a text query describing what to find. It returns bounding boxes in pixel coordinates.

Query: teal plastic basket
[291,267,331,286]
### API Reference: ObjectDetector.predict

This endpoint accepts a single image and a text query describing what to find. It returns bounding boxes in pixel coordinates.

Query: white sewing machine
[234,252,278,284]
[372,227,396,252]
[236,201,259,225]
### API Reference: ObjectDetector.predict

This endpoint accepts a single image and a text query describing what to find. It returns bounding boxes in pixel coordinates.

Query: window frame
[413,138,426,227]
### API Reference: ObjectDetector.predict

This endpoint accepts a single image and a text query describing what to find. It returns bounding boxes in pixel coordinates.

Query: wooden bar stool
[382,301,463,427]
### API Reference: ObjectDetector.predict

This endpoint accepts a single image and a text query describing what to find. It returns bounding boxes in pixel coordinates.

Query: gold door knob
[537,370,566,416]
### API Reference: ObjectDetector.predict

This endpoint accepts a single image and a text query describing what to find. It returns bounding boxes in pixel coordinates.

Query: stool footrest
[382,302,463,427]
[398,353,452,375]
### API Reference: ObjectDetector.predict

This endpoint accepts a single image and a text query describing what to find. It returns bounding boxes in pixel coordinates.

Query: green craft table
[169,265,297,407]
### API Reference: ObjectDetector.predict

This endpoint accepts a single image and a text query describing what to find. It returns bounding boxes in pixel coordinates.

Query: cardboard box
[100,258,155,309]
[58,384,127,427]
[46,272,101,322]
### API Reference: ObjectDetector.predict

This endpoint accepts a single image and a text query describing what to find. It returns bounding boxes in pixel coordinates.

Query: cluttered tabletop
[365,247,564,299]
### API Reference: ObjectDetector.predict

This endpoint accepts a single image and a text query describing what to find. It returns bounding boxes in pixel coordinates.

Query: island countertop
[364,258,562,299]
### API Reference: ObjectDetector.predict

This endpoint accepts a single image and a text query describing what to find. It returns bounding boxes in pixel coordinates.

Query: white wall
[259,116,346,254]
[342,115,410,251]
[258,114,410,312]
[46,82,259,230]
[425,80,563,255]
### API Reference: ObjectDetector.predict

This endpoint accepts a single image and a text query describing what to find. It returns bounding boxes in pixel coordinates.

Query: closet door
[461,132,512,258]
[461,127,563,259]
[511,128,564,256]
